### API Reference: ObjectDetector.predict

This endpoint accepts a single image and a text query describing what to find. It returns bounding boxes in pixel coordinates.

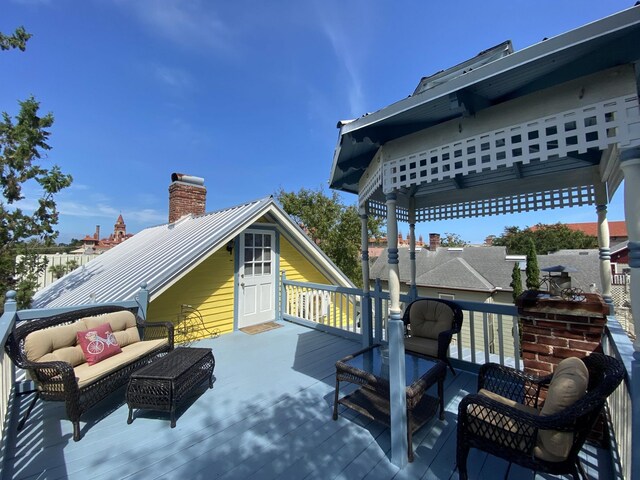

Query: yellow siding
[148,248,235,342]
[280,236,355,328]
[279,236,331,284]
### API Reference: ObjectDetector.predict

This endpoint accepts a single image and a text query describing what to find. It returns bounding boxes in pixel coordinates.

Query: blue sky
[1,0,633,244]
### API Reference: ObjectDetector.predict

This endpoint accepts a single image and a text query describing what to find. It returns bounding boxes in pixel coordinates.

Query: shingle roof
[370,246,602,292]
[33,197,353,308]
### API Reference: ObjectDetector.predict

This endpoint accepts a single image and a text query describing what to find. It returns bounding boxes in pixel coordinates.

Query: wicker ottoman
[126,347,215,428]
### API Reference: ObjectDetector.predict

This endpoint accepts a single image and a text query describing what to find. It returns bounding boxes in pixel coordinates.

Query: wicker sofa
[4,304,174,441]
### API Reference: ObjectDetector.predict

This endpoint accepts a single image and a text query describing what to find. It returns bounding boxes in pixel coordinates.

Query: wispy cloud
[113,0,234,54]
[151,63,194,90]
[57,200,165,224]
[9,0,51,5]
[314,1,372,118]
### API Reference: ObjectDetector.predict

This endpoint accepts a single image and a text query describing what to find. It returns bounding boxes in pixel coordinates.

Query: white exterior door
[238,230,275,328]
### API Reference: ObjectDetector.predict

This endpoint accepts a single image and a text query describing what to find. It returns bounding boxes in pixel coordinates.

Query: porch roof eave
[329,5,640,194]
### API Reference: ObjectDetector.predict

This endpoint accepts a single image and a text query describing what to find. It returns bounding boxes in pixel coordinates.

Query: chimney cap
[171,173,205,186]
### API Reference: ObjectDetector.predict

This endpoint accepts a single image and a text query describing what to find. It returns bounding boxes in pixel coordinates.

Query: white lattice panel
[382,95,639,193]
[367,199,409,222]
[359,164,382,207]
[414,185,595,221]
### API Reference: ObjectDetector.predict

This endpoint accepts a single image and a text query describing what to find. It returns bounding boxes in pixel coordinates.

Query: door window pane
[244,248,253,262]
[264,235,271,247]
[264,249,271,261]
[255,235,263,247]
[245,264,253,275]
[254,264,262,275]
[264,263,271,274]
[255,248,263,261]
[244,233,253,246]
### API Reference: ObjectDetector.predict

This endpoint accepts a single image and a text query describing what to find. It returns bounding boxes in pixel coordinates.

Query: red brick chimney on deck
[168,173,207,223]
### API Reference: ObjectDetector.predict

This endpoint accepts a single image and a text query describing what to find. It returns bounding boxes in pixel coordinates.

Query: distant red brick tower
[114,214,126,241]
[168,173,207,223]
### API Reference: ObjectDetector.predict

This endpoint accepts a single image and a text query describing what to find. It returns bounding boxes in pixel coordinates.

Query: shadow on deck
[1,321,613,479]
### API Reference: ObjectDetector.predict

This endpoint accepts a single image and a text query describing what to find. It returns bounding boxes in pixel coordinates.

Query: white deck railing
[603,316,634,480]
[282,276,521,369]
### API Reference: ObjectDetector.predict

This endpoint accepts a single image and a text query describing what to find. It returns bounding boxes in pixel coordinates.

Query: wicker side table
[333,345,446,462]
[126,347,215,428]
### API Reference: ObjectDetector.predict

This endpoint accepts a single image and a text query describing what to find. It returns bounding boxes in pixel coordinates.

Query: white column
[620,152,640,351]
[360,206,372,347]
[386,192,408,467]
[409,197,417,300]
[620,148,640,480]
[595,185,613,307]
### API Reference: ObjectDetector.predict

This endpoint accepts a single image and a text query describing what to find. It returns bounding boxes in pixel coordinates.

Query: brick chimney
[429,233,441,251]
[168,173,206,223]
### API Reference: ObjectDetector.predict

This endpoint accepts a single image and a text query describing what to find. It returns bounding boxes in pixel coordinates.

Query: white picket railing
[602,316,634,480]
[282,276,520,369]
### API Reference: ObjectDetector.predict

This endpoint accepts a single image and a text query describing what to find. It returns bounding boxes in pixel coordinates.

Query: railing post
[386,191,408,468]
[408,198,418,300]
[595,184,613,309]
[374,278,383,343]
[281,271,287,321]
[360,206,373,347]
[619,149,640,480]
[136,282,149,321]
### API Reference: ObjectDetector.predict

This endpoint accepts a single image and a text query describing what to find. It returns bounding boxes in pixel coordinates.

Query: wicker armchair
[4,304,174,441]
[456,353,625,480]
[402,298,463,375]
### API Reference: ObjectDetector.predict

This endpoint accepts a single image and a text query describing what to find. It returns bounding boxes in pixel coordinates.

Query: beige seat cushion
[404,336,439,357]
[466,388,539,451]
[534,357,589,462]
[409,301,454,340]
[84,311,141,347]
[24,320,88,364]
[74,339,168,388]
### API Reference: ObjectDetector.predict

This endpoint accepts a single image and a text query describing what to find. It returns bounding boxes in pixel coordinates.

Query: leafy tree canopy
[1,28,73,308]
[440,232,469,248]
[491,223,598,255]
[276,187,384,288]
[0,26,31,51]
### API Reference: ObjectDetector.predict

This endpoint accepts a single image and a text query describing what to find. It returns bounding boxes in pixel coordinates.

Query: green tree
[440,232,469,248]
[510,262,523,302]
[0,27,31,51]
[48,259,80,280]
[276,187,384,287]
[49,263,67,280]
[525,238,540,290]
[1,29,73,309]
[492,222,598,255]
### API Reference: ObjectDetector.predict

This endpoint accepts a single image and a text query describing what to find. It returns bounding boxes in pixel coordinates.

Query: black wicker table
[126,347,215,428]
[333,344,446,462]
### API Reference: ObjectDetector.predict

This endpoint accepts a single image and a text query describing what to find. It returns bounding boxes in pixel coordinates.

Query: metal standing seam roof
[32,196,350,308]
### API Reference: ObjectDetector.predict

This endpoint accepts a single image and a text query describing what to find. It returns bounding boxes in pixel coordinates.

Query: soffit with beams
[329,7,640,222]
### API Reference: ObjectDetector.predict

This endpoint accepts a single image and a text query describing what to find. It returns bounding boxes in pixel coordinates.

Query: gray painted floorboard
[1,321,613,479]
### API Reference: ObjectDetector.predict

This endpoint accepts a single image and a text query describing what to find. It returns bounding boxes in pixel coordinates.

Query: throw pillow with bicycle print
[77,323,122,365]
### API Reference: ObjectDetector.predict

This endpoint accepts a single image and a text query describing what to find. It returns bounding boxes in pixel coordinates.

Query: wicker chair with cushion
[456,353,625,480]
[402,298,463,375]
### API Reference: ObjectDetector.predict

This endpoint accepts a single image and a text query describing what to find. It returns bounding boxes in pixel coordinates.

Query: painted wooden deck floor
[2,321,613,480]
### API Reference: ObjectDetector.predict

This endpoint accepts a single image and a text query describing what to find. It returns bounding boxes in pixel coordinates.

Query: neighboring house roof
[370,246,602,293]
[611,241,629,255]
[33,196,354,308]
